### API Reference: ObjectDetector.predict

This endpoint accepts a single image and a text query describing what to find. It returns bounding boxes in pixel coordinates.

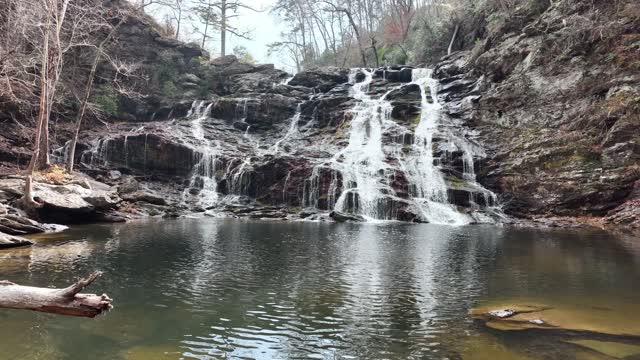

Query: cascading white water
[300,68,499,224]
[330,69,397,220]
[183,101,220,208]
[402,69,472,225]
[273,104,301,154]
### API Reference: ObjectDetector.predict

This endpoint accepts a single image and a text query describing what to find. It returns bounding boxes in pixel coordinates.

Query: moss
[162,81,179,98]
[542,152,602,171]
[92,88,119,117]
[406,114,421,130]
[446,176,469,190]
[152,59,180,88]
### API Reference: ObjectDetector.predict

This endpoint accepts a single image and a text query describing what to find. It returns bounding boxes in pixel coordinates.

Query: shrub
[162,80,179,98]
[92,88,119,117]
[41,164,69,185]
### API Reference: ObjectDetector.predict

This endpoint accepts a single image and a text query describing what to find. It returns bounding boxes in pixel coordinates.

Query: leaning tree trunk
[0,272,112,318]
[447,24,460,56]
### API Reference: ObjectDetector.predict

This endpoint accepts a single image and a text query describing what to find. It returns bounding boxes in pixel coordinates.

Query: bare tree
[191,0,260,56]
[158,0,187,39]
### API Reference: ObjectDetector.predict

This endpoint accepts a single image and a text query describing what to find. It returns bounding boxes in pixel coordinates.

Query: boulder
[0,215,46,235]
[0,232,33,249]
[329,211,365,222]
[288,68,350,92]
[118,176,140,194]
[121,190,167,206]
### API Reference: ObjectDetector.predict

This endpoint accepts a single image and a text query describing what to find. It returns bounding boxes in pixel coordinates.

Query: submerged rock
[470,302,640,338]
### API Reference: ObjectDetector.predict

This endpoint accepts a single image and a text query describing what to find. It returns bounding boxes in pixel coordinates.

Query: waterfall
[329,69,397,220]
[273,104,301,154]
[402,69,471,225]
[299,68,500,224]
[183,101,220,208]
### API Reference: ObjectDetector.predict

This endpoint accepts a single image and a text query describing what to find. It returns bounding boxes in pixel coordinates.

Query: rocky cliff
[0,0,638,229]
[433,0,640,227]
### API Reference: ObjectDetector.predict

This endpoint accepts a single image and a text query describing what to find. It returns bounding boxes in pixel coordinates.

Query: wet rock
[471,301,640,338]
[386,84,422,123]
[301,95,356,128]
[97,134,196,177]
[94,211,128,223]
[373,67,413,82]
[0,232,32,249]
[329,211,365,222]
[118,176,140,194]
[211,94,297,130]
[0,215,46,235]
[288,68,350,92]
[120,190,167,206]
[108,170,122,181]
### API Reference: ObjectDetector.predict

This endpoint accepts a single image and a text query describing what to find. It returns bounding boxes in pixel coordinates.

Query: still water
[0,219,638,359]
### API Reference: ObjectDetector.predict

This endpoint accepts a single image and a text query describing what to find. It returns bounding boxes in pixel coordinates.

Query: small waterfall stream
[273,104,301,154]
[401,69,471,225]
[330,69,396,220]
[182,101,220,208]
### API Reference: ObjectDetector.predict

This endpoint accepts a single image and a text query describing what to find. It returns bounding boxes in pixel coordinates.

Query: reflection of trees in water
[2,221,639,359]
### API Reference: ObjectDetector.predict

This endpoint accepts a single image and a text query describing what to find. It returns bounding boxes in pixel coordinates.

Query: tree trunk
[175,8,182,39]
[0,272,112,318]
[26,8,51,174]
[370,37,379,67]
[342,8,367,67]
[67,19,124,173]
[447,24,460,56]
[220,0,226,57]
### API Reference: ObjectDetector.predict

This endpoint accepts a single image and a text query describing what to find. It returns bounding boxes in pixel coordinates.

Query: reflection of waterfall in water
[183,101,219,208]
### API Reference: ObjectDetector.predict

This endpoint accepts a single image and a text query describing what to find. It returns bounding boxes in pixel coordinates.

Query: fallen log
[0,271,112,317]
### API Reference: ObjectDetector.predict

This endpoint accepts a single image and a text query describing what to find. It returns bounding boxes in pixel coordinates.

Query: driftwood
[0,271,112,317]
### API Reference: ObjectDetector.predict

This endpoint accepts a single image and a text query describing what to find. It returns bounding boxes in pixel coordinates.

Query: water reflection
[0,220,638,359]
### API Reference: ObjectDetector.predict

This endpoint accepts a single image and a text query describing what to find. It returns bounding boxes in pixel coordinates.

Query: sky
[142,0,293,72]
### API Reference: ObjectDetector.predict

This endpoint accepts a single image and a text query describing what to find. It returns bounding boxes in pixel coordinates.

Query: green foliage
[232,45,256,64]
[92,88,119,117]
[153,59,179,87]
[378,46,407,65]
[162,80,179,98]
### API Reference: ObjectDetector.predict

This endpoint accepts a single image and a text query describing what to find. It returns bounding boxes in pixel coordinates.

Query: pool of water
[0,219,638,359]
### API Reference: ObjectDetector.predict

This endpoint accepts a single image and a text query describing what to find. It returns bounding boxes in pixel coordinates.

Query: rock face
[74,63,500,224]
[1,0,637,226]
[432,0,640,223]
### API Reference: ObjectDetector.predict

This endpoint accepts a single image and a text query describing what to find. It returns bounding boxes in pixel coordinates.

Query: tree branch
[0,271,113,318]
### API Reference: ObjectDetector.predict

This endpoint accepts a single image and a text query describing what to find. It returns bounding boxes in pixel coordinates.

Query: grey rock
[0,232,33,249]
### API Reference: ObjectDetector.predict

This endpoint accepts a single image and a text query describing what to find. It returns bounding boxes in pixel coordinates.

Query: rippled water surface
[0,219,639,359]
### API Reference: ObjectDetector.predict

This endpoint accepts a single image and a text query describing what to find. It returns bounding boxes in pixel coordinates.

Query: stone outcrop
[432,0,640,224]
[0,232,32,249]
